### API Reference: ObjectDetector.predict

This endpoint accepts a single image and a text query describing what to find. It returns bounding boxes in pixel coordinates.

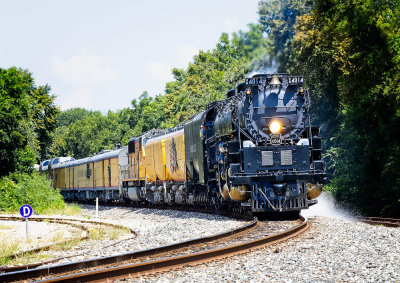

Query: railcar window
[86,164,90,178]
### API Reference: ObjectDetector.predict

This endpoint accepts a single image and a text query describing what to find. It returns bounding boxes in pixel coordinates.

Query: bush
[0,172,65,214]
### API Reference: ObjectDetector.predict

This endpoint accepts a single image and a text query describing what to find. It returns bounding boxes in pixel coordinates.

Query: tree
[0,67,59,176]
[258,0,312,71]
[56,108,97,128]
[30,85,60,159]
[50,108,138,158]
[130,91,165,134]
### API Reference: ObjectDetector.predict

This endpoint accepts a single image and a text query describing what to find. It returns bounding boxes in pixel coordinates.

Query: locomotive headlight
[269,121,281,133]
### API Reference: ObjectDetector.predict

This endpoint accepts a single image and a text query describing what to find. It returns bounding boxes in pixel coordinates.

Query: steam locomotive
[41,73,325,215]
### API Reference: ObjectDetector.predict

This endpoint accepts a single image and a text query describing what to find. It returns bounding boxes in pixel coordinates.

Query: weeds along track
[358,217,400,227]
[0,216,136,273]
[0,216,309,282]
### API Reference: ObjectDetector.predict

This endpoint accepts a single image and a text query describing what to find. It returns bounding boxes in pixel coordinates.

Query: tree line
[259,0,400,216]
[1,0,399,217]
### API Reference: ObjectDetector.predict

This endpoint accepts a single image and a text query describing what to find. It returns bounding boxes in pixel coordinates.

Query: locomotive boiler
[42,73,325,215]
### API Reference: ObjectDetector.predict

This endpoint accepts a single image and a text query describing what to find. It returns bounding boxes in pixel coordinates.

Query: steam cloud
[246,57,278,78]
[302,191,358,221]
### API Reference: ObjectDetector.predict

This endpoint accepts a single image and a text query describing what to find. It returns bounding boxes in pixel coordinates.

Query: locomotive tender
[42,73,325,215]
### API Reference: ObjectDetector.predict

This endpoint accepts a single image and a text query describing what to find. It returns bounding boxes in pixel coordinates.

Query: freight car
[42,73,325,215]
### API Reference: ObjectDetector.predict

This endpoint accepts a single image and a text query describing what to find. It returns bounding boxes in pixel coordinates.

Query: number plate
[245,77,267,86]
[270,134,281,145]
[288,76,304,85]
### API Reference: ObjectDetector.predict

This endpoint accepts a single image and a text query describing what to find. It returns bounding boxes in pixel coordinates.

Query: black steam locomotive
[184,73,325,213]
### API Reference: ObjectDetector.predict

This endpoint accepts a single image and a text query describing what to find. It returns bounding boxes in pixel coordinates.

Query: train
[39,73,325,215]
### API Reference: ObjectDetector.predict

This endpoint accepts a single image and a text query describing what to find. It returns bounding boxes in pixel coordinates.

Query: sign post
[19,204,33,238]
[95,197,99,219]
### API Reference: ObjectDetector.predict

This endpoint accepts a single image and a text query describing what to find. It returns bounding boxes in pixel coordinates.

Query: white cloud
[144,61,173,82]
[223,17,241,33]
[58,88,93,110]
[174,45,198,67]
[0,43,3,53]
[52,49,118,86]
[142,45,198,95]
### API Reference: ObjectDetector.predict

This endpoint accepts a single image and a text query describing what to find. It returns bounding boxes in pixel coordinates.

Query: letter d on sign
[19,204,33,218]
[23,206,30,216]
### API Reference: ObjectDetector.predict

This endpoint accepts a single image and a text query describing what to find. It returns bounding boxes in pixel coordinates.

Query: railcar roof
[51,147,127,169]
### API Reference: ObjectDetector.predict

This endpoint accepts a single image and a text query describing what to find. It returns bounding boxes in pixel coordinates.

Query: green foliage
[51,109,136,159]
[56,108,97,127]
[0,172,65,213]
[29,85,60,159]
[130,92,165,134]
[258,0,312,71]
[0,67,59,176]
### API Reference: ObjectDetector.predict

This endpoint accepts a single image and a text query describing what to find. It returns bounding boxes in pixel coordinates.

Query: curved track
[0,216,308,282]
[358,217,400,227]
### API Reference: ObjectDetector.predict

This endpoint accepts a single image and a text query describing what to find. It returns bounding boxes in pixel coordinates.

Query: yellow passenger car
[50,148,128,201]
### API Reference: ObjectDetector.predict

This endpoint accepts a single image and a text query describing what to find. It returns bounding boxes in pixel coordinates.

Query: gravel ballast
[2,200,399,282]
[135,216,400,282]
[27,205,248,265]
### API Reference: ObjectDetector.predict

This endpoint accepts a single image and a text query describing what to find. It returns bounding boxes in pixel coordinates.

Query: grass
[89,226,130,241]
[0,237,20,265]
[53,238,82,251]
[0,203,80,217]
[50,231,65,243]
[41,203,81,216]
[0,223,13,230]
[2,252,53,266]
[0,238,20,256]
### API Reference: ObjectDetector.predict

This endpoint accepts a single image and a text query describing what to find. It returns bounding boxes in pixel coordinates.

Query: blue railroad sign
[19,204,33,218]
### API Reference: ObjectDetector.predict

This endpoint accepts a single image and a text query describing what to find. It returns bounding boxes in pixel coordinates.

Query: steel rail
[40,216,308,283]
[0,217,257,282]
[358,217,400,227]
[0,216,136,233]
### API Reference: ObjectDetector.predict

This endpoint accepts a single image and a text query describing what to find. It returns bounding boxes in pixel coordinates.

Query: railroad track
[0,216,309,282]
[358,217,400,227]
[0,216,136,273]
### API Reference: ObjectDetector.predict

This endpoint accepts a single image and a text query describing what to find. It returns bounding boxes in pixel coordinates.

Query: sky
[0,0,260,112]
